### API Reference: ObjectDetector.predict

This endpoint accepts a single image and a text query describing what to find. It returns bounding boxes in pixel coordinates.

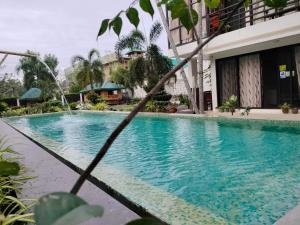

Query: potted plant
[227,95,238,115]
[291,106,298,114]
[280,102,290,114]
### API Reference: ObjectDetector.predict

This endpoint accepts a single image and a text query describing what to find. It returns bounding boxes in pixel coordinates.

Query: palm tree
[71,49,104,90]
[17,51,59,90]
[115,22,173,92]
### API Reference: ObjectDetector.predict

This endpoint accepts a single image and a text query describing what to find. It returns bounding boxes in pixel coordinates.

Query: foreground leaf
[204,0,220,9]
[0,161,20,176]
[110,17,123,36]
[140,0,154,17]
[126,218,164,225]
[264,0,287,7]
[34,192,103,225]
[126,7,140,29]
[97,19,110,38]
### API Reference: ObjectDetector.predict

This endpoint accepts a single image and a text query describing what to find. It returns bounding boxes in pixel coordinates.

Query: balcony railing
[168,0,300,47]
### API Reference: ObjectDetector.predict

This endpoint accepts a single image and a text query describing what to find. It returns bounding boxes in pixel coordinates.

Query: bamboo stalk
[70,0,246,194]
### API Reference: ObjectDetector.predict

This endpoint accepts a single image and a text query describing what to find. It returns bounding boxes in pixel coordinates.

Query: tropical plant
[71,49,104,90]
[0,102,8,114]
[115,22,173,93]
[92,102,108,111]
[0,137,35,225]
[17,51,59,91]
[86,91,99,104]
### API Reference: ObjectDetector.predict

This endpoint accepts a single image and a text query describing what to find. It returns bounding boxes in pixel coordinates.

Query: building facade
[168,0,300,110]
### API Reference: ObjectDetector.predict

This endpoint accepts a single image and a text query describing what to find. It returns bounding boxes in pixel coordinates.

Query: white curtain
[295,46,300,98]
[239,54,261,108]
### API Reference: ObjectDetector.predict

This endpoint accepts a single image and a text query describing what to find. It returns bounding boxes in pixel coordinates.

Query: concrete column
[210,58,218,111]
[80,93,83,104]
[17,99,20,107]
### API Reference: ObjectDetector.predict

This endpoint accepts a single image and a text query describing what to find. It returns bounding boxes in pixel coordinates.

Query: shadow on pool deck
[0,119,139,225]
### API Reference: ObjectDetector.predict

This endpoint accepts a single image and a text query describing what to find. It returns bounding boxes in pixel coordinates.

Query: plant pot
[292,107,298,114]
[210,13,220,32]
[282,108,289,114]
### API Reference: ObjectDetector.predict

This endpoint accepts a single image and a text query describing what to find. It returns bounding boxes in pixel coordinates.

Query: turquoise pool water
[7,112,300,224]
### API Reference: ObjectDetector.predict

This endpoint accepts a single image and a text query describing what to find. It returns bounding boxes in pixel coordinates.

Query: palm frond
[88,49,100,62]
[71,55,85,67]
[149,22,163,43]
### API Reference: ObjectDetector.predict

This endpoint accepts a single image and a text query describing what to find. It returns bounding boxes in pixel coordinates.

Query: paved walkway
[0,120,139,225]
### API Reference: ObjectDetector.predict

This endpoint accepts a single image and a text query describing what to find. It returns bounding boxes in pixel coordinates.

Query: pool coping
[2,119,169,225]
[3,109,300,124]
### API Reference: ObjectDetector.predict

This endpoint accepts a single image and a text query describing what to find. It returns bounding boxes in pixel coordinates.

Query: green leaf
[204,0,220,9]
[126,218,164,225]
[0,161,20,176]
[110,17,123,36]
[263,0,287,7]
[97,19,110,38]
[53,205,103,225]
[126,7,140,29]
[34,192,103,225]
[167,0,187,19]
[179,8,198,32]
[140,0,154,17]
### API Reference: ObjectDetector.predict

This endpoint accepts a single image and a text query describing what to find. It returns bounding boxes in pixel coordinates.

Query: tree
[16,51,58,90]
[115,22,173,93]
[71,49,104,90]
[111,65,133,92]
[0,74,24,99]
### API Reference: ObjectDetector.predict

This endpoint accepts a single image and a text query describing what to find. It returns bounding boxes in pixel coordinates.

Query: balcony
[168,0,300,48]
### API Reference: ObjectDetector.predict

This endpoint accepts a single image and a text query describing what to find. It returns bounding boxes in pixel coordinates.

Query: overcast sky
[0,0,168,77]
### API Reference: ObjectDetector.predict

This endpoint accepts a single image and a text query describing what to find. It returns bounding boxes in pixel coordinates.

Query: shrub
[0,102,8,113]
[86,91,99,104]
[69,102,78,110]
[145,100,159,112]
[178,95,190,108]
[153,91,172,101]
[92,102,108,111]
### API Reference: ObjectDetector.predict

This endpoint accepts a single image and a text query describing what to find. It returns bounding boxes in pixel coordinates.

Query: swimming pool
[6,112,300,225]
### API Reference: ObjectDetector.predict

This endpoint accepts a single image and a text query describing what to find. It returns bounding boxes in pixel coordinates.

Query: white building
[168,0,300,110]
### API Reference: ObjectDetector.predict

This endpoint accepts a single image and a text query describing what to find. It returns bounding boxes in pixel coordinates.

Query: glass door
[261,46,299,108]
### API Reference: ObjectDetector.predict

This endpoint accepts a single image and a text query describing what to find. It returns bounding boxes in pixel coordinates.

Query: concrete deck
[0,119,139,225]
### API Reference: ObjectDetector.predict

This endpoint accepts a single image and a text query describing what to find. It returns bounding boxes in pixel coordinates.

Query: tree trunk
[89,72,94,90]
[156,1,200,114]
[197,0,205,114]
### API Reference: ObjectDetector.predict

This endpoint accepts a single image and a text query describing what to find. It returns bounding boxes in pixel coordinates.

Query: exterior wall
[168,11,300,110]
[164,59,212,96]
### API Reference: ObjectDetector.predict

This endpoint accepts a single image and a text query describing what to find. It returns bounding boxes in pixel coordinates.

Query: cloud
[0,0,168,76]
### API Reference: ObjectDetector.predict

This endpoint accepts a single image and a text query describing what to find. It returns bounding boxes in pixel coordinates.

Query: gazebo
[20,88,42,104]
[80,81,125,104]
